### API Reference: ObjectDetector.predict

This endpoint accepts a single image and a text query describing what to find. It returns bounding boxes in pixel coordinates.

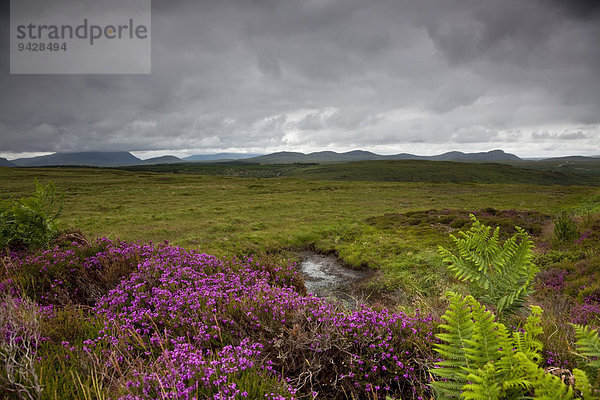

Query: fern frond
[511,306,544,365]
[462,363,501,400]
[523,306,544,359]
[438,215,538,316]
[573,368,593,399]
[432,293,478,399]
[463,300,505,367]
[430,291,589,400]
[509,352,574,400]
[439,245,487,285]
[429,379,465,400]
[572,324,600,368]
[495,350,535,396]
[531,370,575,399]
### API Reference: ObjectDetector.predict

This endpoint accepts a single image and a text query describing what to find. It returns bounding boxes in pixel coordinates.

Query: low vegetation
[2,238,436,399]
[438,215,538,315]
[1,167,600,398]
[121,159,600,186]
[0,180,63,250]
[432,293,600,399]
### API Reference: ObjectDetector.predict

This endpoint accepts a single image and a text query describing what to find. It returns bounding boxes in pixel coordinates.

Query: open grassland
[287,160,600,185]
[510,158,600,177]
[2,166,599,307]
[122,159,600,185]
[2,165,600,399]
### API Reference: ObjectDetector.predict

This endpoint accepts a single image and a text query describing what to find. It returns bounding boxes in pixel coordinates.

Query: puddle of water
[299,251,371,307]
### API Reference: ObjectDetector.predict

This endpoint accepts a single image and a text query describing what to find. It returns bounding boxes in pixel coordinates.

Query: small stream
[298,251,372,306]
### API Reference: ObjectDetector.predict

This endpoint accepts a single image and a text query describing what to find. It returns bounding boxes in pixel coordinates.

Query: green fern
[573,368,593,399]
[463,297,505,367]
[571,324,600,394]
[520,350,573,399]
[572,324,600,368]
[431,293,514,399]
[513,305,544,364]
[430,293,476,398]
[438,214,538,315]
[462,364,501,400]
[431,294,580,399]
[432,215,600,399]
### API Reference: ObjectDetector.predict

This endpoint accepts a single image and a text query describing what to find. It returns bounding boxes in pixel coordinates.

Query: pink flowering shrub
[536,268,567,291]
[2,240,437,399]
[88,242,436,399]
[571,292,600,325]
[535,259,600,328]
[3,238,155,306]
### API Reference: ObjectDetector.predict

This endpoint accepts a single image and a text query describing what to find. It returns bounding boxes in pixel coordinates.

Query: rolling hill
[429,149,521,162]
[245,149,521,163]
[8,149,600,178]
[140,155,183,165]
[183,153,263,161]
[12,152,141,167]
[0,157,15,167]
[508,156,600,177]
[288,160,599,185]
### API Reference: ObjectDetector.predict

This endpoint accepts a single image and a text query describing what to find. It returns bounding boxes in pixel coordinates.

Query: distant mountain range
[2,149,599,168]
[139,156,183,165]
[245,149,522,163]
[183,153,263,161]
[11,152,140,167]
[6,151,264,167]
[430,150,522,162]
[0,157,16,167]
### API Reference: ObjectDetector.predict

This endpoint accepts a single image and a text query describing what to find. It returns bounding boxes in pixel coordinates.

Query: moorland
[1,159,599,399]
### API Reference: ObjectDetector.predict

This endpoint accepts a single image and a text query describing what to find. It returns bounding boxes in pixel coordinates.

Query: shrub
[1,237,440,399]
[0,180,63,250]
[85,242,436,399]
[3,238,148,307]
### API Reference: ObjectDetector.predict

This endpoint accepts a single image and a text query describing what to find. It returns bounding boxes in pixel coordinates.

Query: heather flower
[5,239,437,399]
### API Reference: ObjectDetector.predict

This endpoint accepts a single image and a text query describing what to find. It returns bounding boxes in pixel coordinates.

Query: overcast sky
[1,0,600,159]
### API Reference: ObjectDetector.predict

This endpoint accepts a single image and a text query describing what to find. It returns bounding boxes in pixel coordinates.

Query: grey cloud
[0,0,599,157]
[546,0,600,19]
[324,109,383,130]
[559,132,586,140]
[428,78,485,113]
[532,131,588,141]
[256,52,283,79]
[296,112,326,131]
[451,126,498,144]
[421,1,563,65]
[295,109,383,132]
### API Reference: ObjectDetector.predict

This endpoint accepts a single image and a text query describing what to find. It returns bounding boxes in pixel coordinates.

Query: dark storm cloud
[0,0,599,158]
[548,0,600,19]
